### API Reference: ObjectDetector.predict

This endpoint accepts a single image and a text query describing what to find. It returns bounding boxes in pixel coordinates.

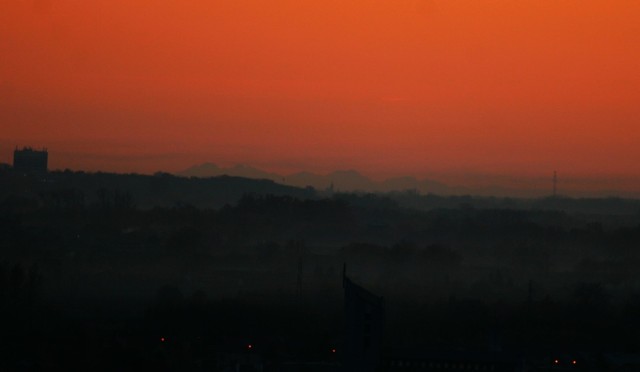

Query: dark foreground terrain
[2,170,640,370]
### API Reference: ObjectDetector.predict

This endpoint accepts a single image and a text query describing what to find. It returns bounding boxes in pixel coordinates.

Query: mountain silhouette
[326,170,376,191]
[380,176,453,194]
[286,171,331,189]
[178,163,282,182]
[178,163,640,198]
[177,164,456,194]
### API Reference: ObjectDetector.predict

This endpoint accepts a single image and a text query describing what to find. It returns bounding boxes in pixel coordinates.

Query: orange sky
[1,1,639,189]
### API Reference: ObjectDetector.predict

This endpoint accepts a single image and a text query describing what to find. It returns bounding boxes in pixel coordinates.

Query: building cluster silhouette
[12,147,48,175]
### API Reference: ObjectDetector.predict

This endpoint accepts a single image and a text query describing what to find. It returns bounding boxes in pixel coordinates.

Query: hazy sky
[1,1,639,186]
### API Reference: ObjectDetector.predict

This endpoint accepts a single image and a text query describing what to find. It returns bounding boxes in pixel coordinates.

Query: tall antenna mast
[553,171,557,197]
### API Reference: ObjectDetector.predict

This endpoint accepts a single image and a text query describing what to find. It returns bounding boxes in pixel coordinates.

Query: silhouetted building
[13,147,48,175]
[343,266,384,372]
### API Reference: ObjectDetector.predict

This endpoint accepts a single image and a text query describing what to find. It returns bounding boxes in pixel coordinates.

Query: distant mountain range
[176,163,640,198]
[177,163,461,195]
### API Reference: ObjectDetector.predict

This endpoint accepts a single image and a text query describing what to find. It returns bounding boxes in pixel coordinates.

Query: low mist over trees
[2,169,640,368]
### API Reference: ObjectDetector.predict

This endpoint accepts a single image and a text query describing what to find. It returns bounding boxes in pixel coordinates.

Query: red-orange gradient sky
[1,1,639,188]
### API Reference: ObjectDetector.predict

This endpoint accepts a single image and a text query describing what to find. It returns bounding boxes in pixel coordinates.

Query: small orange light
[572,360,577,365]
[248,344,253,350]
[554,359,559,364]
[160,337,166,342]
[331,348,337,353]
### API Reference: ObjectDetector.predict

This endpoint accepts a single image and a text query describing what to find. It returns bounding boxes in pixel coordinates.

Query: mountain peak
[176,163,455,194]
